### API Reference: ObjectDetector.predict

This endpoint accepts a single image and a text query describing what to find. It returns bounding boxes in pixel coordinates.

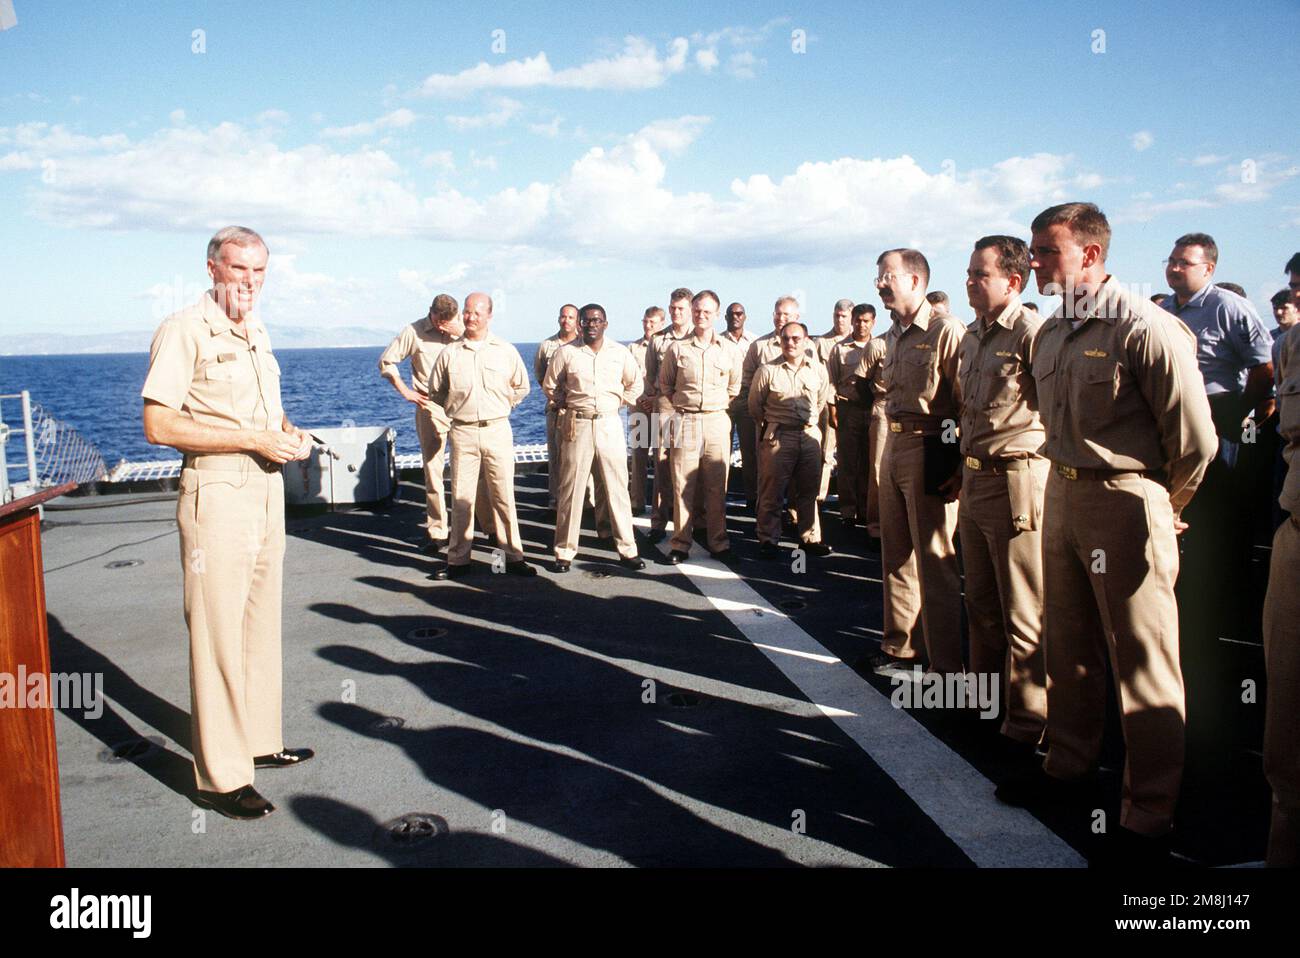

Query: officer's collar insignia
[1084,349,1108,358]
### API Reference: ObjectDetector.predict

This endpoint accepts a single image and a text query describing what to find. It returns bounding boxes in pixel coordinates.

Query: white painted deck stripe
[633,516,1084,868]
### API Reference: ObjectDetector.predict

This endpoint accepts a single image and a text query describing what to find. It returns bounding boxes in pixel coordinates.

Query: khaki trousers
[630,439,650,513]
[176,462,285,793]
[448,418,525,565]
[669,411,731,554]
[879,429,962,672]
[818,405,835,501]
[731,410,758,506]
[958,461,1048,743]
[1041,471,1184,836]
[554,412,637,561]
[545,403,561,505]
[1263,515,1300,866]
[757,426,822,545]
[414,403,449,539]
[834,403,870,522]
[650,420,673,532]
[866,402,888,537]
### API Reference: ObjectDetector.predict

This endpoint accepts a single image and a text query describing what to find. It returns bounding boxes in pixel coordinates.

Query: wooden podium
[0,483,75,867]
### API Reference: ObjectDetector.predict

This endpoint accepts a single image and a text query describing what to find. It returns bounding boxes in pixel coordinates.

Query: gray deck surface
[38,474,1271,867]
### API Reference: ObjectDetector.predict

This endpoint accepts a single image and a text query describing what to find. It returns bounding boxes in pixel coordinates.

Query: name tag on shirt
[995,351,1014,358]
[913,343,932,351]
[1084,349,1108,358]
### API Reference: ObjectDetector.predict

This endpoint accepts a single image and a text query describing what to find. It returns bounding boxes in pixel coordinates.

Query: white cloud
[728,51,761,80]
[421,150,455,172]
[257,109,290,126]
[169,109,186,125]
[1116,153,1297,222]
[695,48,719,73]
[529,116,562,138]
[1183,153,1229,167]
[445,97,522,131]
[321,108,417,139]
[693,19,788,50]
[398,263,471,298]
[2,114,1105,271]
[416,36,691,95]
[0,151,36,170]
[398,247,576,301]
[1130,130,1154,152]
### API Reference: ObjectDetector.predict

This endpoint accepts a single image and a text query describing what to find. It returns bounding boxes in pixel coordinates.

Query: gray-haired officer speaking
[142,226,314,820]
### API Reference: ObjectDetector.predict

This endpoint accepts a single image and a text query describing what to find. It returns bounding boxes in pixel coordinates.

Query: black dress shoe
[710,549,735,563]
[553,559,571,573]
[802,541,832,557]
[435,563,472,580]
[859,649,922,674]
[667,550,688,564]
[618,556,646,570]
[646,528,667,544]
[758,542,780,560]
[254,747,315,769]
[196,784,274,820]
[505,560,537,576]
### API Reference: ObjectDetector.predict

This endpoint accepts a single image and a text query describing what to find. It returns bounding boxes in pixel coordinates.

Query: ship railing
[0,391,108,504]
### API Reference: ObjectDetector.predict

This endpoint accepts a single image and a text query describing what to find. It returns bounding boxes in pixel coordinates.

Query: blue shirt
[1161,284,1272,395]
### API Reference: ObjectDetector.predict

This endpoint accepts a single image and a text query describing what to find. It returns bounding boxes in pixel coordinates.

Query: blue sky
[1,0,1297,343]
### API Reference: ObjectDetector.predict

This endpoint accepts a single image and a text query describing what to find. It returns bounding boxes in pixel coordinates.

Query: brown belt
[184,453,281,473]
[964,455,1034,474]
[673,408,728,415]
[452,417,507,427]
[1053,462,1164,482]
[571,410,611,420]
[888,416,945,434]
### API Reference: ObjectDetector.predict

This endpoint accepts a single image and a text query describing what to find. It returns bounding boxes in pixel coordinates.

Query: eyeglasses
[1163,258,1210,270]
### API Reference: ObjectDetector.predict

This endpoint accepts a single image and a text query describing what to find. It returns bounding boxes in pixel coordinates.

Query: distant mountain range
[1,325,396,356]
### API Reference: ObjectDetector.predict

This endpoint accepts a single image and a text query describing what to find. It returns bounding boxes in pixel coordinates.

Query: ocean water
[0,344,549,466]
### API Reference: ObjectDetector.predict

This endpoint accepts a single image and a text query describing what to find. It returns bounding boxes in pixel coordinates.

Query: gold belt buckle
[965,456,981,471]
[889,421,903,433]
[1058,464,1078,480]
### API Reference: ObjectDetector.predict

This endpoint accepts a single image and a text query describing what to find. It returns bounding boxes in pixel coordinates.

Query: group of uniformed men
[144,212,1300,870]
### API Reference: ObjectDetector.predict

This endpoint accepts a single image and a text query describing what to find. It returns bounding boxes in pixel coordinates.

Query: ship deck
[38,473,1272,867]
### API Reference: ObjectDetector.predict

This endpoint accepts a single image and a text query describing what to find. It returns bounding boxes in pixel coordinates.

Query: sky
[1,0,1298,343]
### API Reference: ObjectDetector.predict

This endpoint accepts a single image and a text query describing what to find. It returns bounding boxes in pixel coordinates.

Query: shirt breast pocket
[1075,360,1119,428]
[985,360,1023,409]
[899,347,936,394]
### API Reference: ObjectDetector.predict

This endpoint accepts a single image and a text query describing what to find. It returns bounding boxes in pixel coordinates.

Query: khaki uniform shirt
[658,334,742,414]
[816,332,848,364]
[1277,326,1300,514]
[748,358,833,429]
[142,292,283,433]
[1031,275,1217,513]
[628,337,653,384]
[826,336,875,404]
[722,329,756,351]
[851,337,889,405]
[534,332,577,387]
[640,326,692,403]
[543,340,640,415]
[378,317,459,430]
[741,331,817,400]
[428,334,530,423]
[880,299,965,423]
[955,299,1045,461]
